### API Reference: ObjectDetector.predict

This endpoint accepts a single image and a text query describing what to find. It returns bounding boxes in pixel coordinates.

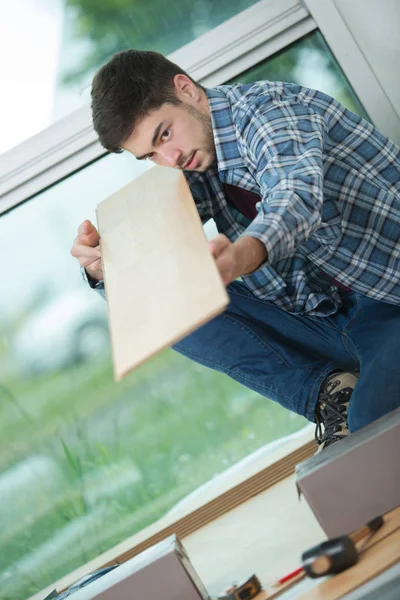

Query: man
[71,50,400,449]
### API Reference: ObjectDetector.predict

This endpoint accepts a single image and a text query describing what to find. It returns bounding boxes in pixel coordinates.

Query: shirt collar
[205,87,245,173]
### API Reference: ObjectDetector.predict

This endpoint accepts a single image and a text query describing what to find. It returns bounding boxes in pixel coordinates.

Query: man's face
[122,78,216,172]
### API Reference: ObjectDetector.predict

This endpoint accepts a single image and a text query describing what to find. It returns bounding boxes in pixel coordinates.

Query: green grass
[0,349,306,600]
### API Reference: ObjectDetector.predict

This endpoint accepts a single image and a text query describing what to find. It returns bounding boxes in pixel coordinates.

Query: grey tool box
[296,408,400,537]
[63,534,210,600]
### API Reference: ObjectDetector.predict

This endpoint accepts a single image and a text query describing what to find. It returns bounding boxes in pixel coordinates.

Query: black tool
[302,515,384,578]
[217,574,262,600]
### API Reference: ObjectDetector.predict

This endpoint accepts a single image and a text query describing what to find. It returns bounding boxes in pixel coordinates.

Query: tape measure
[217,574,262,600]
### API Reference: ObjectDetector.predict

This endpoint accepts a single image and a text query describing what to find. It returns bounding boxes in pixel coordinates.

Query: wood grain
[96,165,229,380]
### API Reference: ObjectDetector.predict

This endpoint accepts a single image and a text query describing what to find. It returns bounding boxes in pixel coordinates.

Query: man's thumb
[78,220,99,246]
[209,234,228,258]
[79,220,92,236]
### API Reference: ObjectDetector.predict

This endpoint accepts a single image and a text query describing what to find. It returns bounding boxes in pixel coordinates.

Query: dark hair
[91,49,201,153]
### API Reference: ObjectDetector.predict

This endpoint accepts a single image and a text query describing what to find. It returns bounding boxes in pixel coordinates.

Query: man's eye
[146,152,155,160]
[161,129,170,141]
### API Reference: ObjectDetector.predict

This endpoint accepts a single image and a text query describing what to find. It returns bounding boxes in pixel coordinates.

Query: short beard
[184,104,217,169]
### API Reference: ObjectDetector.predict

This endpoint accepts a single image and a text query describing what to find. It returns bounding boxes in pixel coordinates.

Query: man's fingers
[208,241,218,257]
[208,234,237,285]
[70,241,101,258]
[70,222,103,282]
[71,241,101,261]
[79,255,102,269]
[209,234,229,258]
[81,257,103,271]
[214,254,232,285]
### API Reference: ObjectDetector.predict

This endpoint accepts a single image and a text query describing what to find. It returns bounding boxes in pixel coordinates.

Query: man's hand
[70,220,103,282]
[209,234,267,285]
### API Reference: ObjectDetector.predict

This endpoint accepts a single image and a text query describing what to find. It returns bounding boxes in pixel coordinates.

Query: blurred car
[12,287,110,376]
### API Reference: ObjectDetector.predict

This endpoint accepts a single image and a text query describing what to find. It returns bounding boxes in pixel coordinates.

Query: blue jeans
[173,281,400,432]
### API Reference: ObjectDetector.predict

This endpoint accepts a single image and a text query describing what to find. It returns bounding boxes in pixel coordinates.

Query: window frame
[0,0,316,215]
[1,0,399,217]
[2,0,399,216]
[303,0,400,142]
[0,0,313,214]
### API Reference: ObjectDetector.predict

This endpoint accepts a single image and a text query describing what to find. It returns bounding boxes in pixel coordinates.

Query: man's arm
[238,102,326,265]
[208,103,326,285]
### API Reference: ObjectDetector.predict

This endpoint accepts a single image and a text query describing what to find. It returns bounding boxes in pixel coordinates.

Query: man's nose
[159,147,182,168]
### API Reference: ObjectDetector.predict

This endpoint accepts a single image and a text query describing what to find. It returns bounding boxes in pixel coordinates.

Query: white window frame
[303,0,400,142]
[0,0,310,214]
[1,0,399,216]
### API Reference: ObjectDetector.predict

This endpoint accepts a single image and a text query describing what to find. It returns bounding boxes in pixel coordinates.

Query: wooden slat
[78,440,316,567]
[97,165,229,380]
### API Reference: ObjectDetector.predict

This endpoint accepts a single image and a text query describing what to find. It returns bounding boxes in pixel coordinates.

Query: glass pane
[0,151,306,599]
[228,30,369,119]
[0,0,259,155]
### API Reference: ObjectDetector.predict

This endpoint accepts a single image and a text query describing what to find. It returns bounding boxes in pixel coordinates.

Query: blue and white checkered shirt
[185,82,400,316]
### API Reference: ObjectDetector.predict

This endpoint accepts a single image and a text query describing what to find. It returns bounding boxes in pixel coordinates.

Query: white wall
[334,0,400,120]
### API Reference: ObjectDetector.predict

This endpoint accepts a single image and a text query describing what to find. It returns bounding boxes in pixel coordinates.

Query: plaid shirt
[185,83,400,316]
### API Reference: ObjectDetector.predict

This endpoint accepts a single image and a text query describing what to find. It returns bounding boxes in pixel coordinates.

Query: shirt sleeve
[239,102,325,265]
[81,266,106,300]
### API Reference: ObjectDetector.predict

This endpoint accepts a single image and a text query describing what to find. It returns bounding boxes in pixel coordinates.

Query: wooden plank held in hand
[97,166,229,381]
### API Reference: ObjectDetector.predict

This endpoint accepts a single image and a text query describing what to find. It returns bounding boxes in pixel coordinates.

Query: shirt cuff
[80,266,105,291]
[241,213,289,266]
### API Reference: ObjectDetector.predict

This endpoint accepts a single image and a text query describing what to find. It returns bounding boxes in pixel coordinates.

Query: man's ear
[173,74,199,101]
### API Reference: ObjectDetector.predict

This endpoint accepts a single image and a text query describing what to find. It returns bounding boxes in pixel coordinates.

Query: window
[0,150,307,599]
[228,30,368,120]
[0,7,388,600]
[0,0,260,155]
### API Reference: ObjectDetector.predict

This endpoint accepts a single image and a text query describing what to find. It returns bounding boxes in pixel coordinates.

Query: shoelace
[315,390,350,446]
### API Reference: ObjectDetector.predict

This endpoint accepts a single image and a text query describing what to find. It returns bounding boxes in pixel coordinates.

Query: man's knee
[347,369,400,432]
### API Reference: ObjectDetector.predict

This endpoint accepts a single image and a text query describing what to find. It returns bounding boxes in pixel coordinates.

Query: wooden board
[96,166,229,380]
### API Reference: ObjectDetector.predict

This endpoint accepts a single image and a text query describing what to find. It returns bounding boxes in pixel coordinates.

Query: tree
[61,0,258,85]
[60,2,368,119]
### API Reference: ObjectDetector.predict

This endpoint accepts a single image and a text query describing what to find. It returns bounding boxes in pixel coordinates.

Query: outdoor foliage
[61,0,259,84]
[0,349,306,599]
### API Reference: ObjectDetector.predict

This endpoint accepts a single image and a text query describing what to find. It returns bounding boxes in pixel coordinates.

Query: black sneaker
[314,372,358,450]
